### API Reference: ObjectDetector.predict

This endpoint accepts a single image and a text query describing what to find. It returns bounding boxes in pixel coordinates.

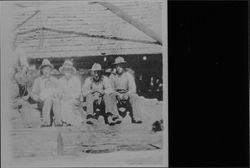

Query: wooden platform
[9,99,165,166]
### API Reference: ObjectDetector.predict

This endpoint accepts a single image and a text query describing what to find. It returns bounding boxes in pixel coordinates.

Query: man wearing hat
[82,63,122,125]
[31,59,62,127]
[109,57,142,124]
[58,60,83,126]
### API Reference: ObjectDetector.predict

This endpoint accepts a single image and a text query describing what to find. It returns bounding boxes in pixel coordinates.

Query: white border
[1,0,168,167]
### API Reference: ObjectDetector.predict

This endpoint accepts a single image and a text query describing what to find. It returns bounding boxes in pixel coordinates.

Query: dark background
[30,54,163,100]
[168,1,248,167]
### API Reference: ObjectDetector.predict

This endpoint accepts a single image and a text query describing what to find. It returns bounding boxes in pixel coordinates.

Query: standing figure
[13,65,31,128]
[58,60,83,126]
[109,57,142,124]
[31,59,61,127]
[82,63,121,125]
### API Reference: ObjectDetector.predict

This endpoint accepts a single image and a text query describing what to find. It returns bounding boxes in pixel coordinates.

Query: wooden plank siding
[13,1,162,58]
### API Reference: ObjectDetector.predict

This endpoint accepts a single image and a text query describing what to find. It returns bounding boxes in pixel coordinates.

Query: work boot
[62,121,71,127]
[24,123,32,128]
[132,119,142,124]
[86,120,94,125]
[112,115,122,124]
[41,121,50,127]
[86,117,96,125]
[55,123,63,127]
[107,116,115,126]
[86,114,94,119]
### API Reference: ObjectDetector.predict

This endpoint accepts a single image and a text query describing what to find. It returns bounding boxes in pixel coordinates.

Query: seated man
[31,59,62,127]
[82,63,121,125]
[109,57,142,124]
[58,60,84,126]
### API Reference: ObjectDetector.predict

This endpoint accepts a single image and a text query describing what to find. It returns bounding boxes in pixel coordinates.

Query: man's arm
[30,77,41,101]
[69,76,81,99]
[51,77,61,98]
[57,77,64,96]
[53,77,59,89]
[82,77,92,96]
[109,74,116,91]
[103,76,114,95]
[127,73,137,95]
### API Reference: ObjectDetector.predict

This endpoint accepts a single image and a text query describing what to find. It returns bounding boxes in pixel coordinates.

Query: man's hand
[36,97,43,103]
[97,90,104,96]
[91,90,104,96]
[123,93,129,100]
[116,92,124,100]
[52,93,59,100]
[53,91,62,99]
[31,94,42,102]
[91,92,99,101]
[22,95,30,101]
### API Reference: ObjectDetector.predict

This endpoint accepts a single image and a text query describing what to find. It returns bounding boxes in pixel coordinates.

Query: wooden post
[38,9,44,49]
[57,131,64,155]
[97,2,162,45]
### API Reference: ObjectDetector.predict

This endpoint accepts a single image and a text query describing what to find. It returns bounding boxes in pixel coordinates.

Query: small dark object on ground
[151,120,163,132]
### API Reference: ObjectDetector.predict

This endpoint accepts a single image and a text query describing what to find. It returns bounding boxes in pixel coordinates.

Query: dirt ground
[9,98,166,167]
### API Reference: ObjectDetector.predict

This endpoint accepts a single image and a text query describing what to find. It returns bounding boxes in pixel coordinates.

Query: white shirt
[58,75,81,99]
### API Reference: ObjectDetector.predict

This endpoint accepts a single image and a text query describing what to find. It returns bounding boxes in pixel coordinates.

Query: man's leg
[129,94,142,123]
[42,98,52,125]
[61,98,83,126]
[103,94,119,116]
[20,103,32,128]
[103,94,121,124]
[110,93,119,104]
[53,98,62,125]
[86,94,95,116]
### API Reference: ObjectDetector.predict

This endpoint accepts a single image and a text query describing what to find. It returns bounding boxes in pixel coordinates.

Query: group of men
[30,56,142,127]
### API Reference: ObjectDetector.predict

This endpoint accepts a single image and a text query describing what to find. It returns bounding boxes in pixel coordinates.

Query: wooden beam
[16,27,159,45]
[97,2,162,45]
[14,10,40,30]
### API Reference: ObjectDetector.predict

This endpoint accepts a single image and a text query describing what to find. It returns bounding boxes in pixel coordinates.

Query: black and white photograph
[1,0,167,167]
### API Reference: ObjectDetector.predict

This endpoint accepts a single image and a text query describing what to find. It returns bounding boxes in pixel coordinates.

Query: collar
[116,71,126,77]
[91,76,104,84]
[63,75,74,81]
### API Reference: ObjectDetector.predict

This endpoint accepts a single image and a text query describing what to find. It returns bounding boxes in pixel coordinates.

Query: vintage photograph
[1,0,167,167]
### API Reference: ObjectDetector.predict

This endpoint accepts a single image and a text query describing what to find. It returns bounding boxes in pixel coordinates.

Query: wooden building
[13,1,163,99]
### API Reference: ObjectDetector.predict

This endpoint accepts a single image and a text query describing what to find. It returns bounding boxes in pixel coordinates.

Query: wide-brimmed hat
[59,60,76,74]
[39,59,54,70]
[90,63,103,71]
[113,56,127,65]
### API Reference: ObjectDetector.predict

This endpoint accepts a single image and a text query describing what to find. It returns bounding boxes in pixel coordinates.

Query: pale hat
[39,59,54,70]
[90,63,103,71]
[113,56,127,65]
[59,60,76,74]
